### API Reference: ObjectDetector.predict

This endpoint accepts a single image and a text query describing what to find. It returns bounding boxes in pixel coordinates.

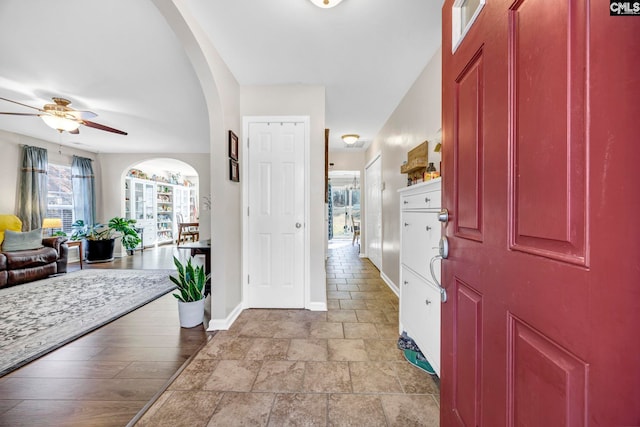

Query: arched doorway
[122,158,199,249]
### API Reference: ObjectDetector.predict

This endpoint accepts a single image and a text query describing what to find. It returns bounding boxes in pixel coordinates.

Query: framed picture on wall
[229,159,240,182]
[229,130,239,161]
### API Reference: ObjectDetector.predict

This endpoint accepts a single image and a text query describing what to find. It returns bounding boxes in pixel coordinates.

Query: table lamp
[42,218,63,236]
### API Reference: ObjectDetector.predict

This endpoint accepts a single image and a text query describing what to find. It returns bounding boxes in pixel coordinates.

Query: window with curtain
[46,164,74,233]
[71,156,96,226]
[17,145,48,231]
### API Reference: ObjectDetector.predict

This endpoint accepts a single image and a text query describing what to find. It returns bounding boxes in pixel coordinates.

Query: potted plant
[109,217,141,255]
[169,256,209,328]
[70,217,140,262]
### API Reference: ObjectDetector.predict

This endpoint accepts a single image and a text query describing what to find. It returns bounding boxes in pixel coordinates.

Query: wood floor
[0,245,211,427]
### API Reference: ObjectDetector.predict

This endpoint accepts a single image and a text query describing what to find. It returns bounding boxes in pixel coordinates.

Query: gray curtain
[17,145,48,231]
[71,156,96,226]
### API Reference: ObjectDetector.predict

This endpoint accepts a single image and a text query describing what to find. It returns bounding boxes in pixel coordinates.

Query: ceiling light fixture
[341,134,360,145]
[309,0,344,8]
[41,114,80,132]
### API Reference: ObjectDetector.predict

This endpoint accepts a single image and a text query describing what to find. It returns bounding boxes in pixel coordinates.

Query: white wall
[365,47,442,287]
[241,85,327,308]
[0,129,99,218]
[153,0,242,327]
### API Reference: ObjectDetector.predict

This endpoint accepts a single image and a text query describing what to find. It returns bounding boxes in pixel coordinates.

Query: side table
[67,240,83,269]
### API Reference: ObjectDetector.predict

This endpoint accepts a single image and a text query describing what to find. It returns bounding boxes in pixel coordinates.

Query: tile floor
[134,241,440,426]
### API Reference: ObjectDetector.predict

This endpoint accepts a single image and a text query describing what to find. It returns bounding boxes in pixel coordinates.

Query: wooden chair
[176,214,199,245]
[352,215,360,247]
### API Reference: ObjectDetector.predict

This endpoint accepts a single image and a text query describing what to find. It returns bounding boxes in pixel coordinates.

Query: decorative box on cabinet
[398,178,442,376]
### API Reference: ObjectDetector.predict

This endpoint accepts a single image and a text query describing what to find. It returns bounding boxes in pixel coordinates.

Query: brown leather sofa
[0,236,69,288]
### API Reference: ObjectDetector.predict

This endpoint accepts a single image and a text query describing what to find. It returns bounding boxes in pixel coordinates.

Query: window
[452,0,485,52]
[47,164,74,233]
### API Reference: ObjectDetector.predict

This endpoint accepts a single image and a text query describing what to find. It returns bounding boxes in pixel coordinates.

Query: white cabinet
[399,178,442,376]
[125,178,157,247]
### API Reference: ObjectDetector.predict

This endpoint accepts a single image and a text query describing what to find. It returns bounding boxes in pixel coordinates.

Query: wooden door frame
[241,116,311,309]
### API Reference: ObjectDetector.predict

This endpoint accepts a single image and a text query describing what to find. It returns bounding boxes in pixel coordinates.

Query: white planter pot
[177,298,205,328]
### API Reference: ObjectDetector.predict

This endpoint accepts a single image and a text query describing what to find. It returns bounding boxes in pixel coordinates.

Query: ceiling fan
[0,96,127,135]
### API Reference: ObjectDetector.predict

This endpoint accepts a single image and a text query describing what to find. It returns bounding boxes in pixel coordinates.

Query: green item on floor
[403,349,436,375]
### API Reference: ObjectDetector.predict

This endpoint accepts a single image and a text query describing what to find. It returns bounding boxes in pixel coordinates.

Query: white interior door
[247,120,306,308]
[365,155,382,270]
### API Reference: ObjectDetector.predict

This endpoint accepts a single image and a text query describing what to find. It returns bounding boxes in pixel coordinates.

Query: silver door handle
[429,255,447,303]
[295,222,302,229]
[438,208,449,223]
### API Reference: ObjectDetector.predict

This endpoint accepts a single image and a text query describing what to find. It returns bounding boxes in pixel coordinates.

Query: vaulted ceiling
[0,0,442,154]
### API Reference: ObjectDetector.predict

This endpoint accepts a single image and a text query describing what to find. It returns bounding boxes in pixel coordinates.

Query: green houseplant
[169,256,210,328]
[108,217,141,254]
[70,217,141,262]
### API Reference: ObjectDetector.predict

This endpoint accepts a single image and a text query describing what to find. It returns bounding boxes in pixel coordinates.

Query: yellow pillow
[0,214,23,246]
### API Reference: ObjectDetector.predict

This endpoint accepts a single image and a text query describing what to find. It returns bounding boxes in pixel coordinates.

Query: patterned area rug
[0,269,175,377]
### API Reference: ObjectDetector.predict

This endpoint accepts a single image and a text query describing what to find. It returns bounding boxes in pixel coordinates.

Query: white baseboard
[307,301,327,311]
[359,252,367,258]
[380,271,399,297]
[208,302,243,331]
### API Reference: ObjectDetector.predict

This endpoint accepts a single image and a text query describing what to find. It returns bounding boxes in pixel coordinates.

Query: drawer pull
[403,200,409,204]
[404,222,410,227]
[403,280,409,285]
[425,299,431,305]
[425,226,432,231]
[425,197,431,203]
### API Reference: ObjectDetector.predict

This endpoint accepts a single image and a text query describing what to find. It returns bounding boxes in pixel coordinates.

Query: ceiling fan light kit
[341,134,360,145]
[41,114,80,132]
[309,0,344,8]
[0,96,127,135]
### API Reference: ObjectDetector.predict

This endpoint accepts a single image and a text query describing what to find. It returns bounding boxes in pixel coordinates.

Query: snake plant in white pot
[170,256,210,328]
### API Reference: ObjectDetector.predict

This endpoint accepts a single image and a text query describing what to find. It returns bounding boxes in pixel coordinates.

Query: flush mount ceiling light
[341,134,360,145]
[309,0,344,8]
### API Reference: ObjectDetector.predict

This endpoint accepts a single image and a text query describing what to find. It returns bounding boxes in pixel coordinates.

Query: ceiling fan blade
[0,112,41,116]
[69,110,97,120]
[0,97,45,112]
[81,120,127,135]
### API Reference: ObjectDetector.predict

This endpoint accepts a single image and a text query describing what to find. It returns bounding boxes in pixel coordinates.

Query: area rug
[0,269,176,377]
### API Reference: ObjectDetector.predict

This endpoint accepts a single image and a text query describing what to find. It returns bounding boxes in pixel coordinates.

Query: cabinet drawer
[401,211,441,281]
[399,266,441,376]
[401,188,441,210]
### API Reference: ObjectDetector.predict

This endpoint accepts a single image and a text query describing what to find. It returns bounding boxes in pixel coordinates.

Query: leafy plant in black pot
[70,217,140,262]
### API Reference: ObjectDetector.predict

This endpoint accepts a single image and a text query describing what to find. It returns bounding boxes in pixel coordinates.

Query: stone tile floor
[135,240,440,426]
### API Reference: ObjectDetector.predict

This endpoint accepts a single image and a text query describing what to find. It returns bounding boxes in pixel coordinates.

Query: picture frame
[228,130,239,161]
[229,159,239,182]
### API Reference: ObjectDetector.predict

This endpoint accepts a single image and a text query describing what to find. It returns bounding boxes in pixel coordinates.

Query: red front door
[441,1,640,425]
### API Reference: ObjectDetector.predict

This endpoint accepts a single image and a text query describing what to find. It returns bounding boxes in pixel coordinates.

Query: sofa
[0,215,69,288]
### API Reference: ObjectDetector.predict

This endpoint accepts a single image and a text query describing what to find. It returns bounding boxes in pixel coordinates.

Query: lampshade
[309,0,344,8]
[41,114,81,132]
[341,134,360,145]
[42,217,63,229]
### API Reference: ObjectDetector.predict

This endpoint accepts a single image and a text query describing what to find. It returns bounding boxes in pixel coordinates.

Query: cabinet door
[401,188,441,210]
[400,266,441,375]
[401,211,441,282]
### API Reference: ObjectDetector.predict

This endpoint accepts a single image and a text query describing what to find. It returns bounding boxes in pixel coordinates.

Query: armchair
[0,215,69,288]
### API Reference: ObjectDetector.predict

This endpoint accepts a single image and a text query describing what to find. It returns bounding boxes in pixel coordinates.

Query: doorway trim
[241,116,311,309]
[364,153,382,268]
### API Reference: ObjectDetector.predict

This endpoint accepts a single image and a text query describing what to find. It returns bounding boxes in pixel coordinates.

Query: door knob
[438,208,449,223]
[295,222,302,229]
